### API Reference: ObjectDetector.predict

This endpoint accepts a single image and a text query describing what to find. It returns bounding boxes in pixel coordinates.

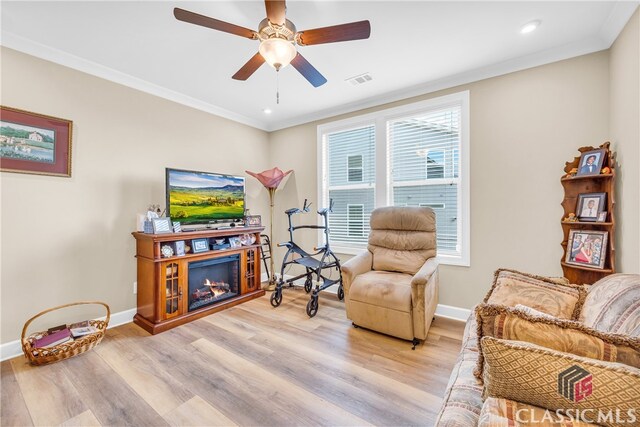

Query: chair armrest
[411,258,438,288]
[341,251,373,293]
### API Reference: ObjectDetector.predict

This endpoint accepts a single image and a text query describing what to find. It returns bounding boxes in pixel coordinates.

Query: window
[318,91,470,266]
[322,125,375,246]
[347,155,363,182]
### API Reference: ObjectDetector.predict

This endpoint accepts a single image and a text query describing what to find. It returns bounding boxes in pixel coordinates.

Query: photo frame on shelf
[172,221,182,233]
[228,236,242,248]
[565,229,608,270]
[152,217,172,234]
[597,212,608,223]
[245,215,262,226]
[0,106,73,177]
[575,148,606,177]
[160,243,175,258]
[576,192,606,222]
[191,238,209,253]
[175,240,186,256]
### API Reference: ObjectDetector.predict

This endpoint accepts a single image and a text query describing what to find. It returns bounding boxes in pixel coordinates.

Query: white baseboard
[435,304,472,322]
[277,274,470,320]
[1,308,137,362]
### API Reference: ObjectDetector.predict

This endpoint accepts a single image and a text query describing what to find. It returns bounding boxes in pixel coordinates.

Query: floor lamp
[246,167,292,291]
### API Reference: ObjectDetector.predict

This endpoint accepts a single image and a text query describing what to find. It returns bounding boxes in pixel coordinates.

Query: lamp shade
[259,38,297,70]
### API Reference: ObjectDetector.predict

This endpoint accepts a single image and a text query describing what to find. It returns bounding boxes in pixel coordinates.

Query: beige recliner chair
[341,206,439,349]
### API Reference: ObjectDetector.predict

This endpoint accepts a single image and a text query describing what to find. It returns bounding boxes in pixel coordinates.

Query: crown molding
[598,2,639,47]
[0,31,270,131]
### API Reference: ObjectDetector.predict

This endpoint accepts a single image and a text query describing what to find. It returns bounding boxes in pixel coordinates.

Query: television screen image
[166,168,245,224]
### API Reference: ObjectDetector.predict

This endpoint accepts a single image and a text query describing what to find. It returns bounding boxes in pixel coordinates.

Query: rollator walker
[269,199,344,317]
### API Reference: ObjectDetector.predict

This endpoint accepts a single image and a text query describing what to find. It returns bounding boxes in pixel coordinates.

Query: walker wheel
[304,276,313,293]
[337,285,344,301]
[270,290,282,307]
[306,297,318,318]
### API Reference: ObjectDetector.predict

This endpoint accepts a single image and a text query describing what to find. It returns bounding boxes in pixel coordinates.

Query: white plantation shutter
[388,107,462,256]
[318,91,469,264]
[325,125,375,247]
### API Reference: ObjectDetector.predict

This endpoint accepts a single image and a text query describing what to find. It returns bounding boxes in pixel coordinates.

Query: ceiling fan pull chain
[276,70,280,104]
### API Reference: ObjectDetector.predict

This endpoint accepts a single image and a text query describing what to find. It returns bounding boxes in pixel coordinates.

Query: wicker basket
[21,301,110,366]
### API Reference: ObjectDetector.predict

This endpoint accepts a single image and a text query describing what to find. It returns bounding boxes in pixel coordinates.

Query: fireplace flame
[204,278,231,298]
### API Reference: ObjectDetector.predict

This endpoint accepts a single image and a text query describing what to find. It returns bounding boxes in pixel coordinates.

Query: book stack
[33,328,72,348]
[32,320,99,348]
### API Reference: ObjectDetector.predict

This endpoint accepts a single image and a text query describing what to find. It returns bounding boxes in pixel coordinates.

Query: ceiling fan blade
[174,8,257,40]
[297,20,371,46]
[290,53,327,87]
[232,53,266,80]
[265,0,286,26]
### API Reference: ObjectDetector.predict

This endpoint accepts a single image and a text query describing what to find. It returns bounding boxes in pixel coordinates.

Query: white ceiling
[1,1,637,131]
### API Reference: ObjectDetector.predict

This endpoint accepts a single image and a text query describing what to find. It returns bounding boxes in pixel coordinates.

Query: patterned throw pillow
[474,304,640,378]
[481,337,640,427]
[580,274,640,337]
[484,269,586,320]
[479,397,598,426]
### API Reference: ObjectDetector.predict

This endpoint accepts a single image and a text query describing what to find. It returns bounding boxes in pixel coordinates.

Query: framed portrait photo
[191,238,209,253]
[152,217,172,234]
[576,148,606,177]
[0,106,73,177]
[565,230,608,269]
[576,192,606,222]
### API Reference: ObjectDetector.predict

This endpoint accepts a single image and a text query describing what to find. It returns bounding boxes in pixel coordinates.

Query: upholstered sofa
[436,271,640,426]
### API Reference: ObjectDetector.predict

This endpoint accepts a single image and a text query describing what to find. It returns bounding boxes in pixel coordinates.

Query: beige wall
[0,47,271,344]
[610,7,640,273]
[269,51,612,310]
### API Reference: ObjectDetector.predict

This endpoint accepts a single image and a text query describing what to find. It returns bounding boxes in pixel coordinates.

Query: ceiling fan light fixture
[259,38,297,70]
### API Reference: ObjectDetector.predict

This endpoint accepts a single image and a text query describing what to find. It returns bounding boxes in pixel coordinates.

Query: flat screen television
[166,168,245,225]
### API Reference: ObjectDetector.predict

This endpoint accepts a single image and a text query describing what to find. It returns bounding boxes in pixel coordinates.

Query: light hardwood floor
[1,289,465,426]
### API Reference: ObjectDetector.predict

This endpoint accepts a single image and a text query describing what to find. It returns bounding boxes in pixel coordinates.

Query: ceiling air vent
[346,72,373,86]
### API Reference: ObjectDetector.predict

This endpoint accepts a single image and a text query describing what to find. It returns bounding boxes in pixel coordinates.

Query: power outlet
[133,281,138,294]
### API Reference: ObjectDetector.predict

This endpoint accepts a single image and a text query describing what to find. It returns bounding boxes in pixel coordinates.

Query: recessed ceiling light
[263,108,272,114]
[520,20,541,34]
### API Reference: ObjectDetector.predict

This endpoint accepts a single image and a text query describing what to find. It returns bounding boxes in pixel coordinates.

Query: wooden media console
[132,227,265,334]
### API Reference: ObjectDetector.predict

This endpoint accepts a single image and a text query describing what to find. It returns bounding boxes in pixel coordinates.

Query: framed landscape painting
[0,106,73,177]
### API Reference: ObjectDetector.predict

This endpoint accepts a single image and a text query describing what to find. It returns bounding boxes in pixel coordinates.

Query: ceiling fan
[173,1,371,88]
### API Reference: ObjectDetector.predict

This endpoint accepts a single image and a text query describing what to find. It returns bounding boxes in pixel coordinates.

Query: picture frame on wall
[576,192,606,222]
[245,215,262,226]
[0,106,73,177]
[575,148,606,177]
[565,229,608,269]
[192,238,209,253]
[152,217,172,234]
